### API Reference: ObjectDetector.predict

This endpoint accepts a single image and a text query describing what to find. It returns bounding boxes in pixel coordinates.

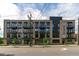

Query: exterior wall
[62,20,75,44]
[4,20,51,45]
[4,18,76,45]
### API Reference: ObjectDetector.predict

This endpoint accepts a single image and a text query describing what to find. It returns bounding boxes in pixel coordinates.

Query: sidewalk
[0,45,78,48]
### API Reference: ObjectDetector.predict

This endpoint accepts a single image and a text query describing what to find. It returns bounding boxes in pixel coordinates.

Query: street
[0,45,79,56]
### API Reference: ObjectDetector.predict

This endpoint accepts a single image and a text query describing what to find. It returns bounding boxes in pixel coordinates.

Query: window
[11,22,17,27]
[18,33,22,38]
[47,32,50,37]
[67,22,75,39]
[7,33,10,38]
[46,22,50,26]
[52,18,60,38]
[40,22,45,26]
[17,22,22,29]
[18,22,22,26]
[7,22,10,28]
[40,31,45,38]
[35,31,38,38]
[63,25,65,34]
[24,22,27,24]
[23,33,28,38]
[7,22,10,25]
[35,22,39,29]
[12,33,17,38]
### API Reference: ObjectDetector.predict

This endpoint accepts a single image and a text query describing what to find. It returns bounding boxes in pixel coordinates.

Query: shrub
[43,37,49,45]
[12,38,17,45]
[0,37,3,44]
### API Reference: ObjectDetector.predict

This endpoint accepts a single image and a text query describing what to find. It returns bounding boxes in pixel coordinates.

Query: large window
[51,17,61,38]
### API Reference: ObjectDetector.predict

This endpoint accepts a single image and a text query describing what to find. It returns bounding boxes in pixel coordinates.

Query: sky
[0,2,79,37]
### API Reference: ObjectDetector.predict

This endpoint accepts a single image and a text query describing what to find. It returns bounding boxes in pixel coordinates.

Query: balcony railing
[67,32,75,34]
[10,30,17,33]
[11,26,17,29]
[17,26,22,29]
[39,25,46,29]
[23,25,33,29]
[67,26,74,29]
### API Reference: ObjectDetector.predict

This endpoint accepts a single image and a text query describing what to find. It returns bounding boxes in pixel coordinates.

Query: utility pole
[27,12,32,47]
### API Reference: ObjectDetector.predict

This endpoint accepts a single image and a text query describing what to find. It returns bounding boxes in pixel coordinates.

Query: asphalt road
[0,45,79,56]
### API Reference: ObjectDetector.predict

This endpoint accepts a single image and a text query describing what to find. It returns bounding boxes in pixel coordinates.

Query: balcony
[39,25,46,29]
[67,32,75,34]
[11,27,17,29]
[66,37,75,39]
[35,26,39,29]
[10,30,17,33]
[7,26,10,29]
[23,30,29,33]
[10,25,17,29]
[67,26,74,29]
[23,25,33,29]
[17,26,22,29]
[40,30,46,32]
[46,26,50,29]
[7,29,11,32]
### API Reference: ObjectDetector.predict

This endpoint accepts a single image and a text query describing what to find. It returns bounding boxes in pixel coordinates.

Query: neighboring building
[4,17,76,45]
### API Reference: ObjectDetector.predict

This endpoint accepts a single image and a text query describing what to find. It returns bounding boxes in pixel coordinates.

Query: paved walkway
[0,45,78,48]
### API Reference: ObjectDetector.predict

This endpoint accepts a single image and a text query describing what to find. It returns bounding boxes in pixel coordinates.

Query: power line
[36,4,49,20]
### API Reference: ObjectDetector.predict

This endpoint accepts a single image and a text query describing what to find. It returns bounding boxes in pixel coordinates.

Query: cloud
[47,3,79,19]
[45,3,79,33]
[0,3,79,37]
[0,2,20,37]
[0,3,48,37]
[0,3,20,19]
[24,8,48,20]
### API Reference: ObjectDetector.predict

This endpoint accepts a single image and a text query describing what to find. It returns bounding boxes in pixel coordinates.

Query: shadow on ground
[0,53,14,56]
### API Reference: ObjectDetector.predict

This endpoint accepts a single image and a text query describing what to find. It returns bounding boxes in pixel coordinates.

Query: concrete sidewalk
[0,45,78,48]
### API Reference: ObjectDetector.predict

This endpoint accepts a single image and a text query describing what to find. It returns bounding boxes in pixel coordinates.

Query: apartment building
[4,17,76,45]
[62,20,75,44]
